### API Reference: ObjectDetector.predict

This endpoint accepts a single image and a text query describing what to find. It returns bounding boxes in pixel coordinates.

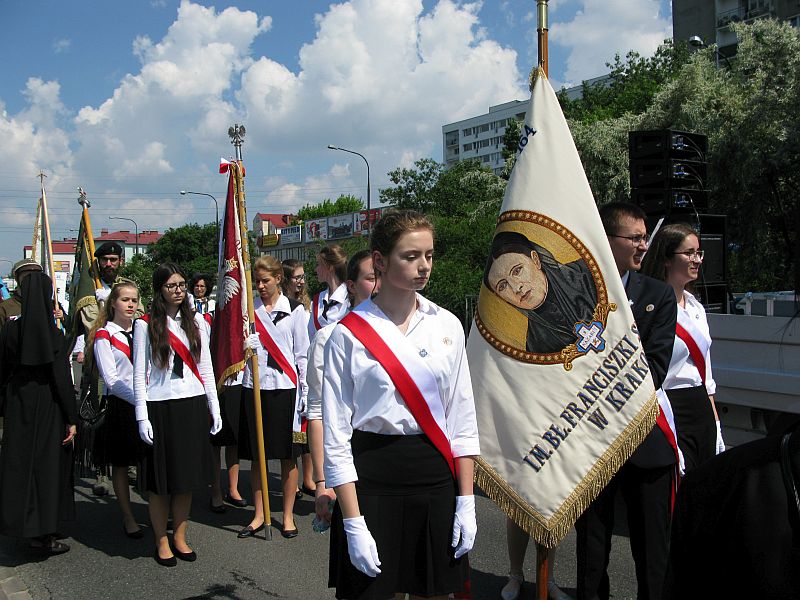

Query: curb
[0,566,32,600]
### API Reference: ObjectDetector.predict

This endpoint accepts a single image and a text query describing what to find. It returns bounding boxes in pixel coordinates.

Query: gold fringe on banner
[215,359,247,394]
[293,431,308,444]
[474,393,659,548]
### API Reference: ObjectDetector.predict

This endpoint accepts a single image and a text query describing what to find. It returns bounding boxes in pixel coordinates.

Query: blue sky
[0,0,672,271]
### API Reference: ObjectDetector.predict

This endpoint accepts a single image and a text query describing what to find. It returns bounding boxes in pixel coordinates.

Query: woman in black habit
[0,271,77,554]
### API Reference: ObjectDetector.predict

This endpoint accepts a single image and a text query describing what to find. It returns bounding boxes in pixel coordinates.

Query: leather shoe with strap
[237,523,265,538]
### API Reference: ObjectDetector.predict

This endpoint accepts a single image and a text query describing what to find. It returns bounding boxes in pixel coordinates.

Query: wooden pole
[31,198,42,263]
[233,160,273,540]
[537,0,549,77]
[78,188,102,290]
[536,543,552,600]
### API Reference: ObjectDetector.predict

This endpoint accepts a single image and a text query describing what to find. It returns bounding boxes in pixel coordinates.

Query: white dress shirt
[306,322,335,421]
[322,295,481,488]
[93,321,134,404]
[308,283,350,340]
[663,291,716,396]
[133,312,220,421]
[243,294,309,403]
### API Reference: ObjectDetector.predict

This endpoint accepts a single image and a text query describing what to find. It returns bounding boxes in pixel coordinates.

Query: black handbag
[77,368,107,429]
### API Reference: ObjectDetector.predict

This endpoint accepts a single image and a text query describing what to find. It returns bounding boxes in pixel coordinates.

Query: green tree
[296,194,364,221]
[120,252,156,308]
[148,223,219,281]
[501,117,522,179]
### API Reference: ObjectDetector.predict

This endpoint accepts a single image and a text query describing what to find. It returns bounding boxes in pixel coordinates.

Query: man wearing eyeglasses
[576,202,677,600]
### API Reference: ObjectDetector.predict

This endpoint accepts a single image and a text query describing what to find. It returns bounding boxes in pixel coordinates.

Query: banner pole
[233,158,272,540]
[536,543,552,600]
[537,0,549,78]
[39,172,62,328]
[78,187,102,290]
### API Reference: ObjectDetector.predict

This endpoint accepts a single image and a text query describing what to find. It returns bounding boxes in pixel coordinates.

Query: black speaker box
[630,159,707,189]
[629,130,708,161]
[632,188,709,215]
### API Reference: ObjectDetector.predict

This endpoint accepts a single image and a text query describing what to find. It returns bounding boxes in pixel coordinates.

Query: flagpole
[32,198,42,263]
[78,187,102,290]
[39,172,62,328]
[230,124,273,540]
[534,5,553,599]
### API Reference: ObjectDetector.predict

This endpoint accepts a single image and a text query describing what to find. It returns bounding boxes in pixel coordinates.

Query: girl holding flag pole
[322,210,480,599]
[133,263,222,566]
[238,255,309,539]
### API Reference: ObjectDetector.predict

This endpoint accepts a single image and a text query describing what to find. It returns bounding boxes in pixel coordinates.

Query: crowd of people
[0,205,793,598]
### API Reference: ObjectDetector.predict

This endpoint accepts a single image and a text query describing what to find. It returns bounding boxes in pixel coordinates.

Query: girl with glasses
[133,263,222,566]
[641,224,723,472]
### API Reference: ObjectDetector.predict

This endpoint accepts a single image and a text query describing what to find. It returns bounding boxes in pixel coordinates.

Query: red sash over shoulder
[254,310,298,387]
[339,312,457,479]
[311,292,322,331]
[675,323,706,384]
[140,315,204,386]
[95,328,132,362]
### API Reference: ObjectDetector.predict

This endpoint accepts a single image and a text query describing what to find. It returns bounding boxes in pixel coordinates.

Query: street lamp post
[180,190,220,240]
[327,145,371,212]
[109,216,139,256]
[688,35,733,69]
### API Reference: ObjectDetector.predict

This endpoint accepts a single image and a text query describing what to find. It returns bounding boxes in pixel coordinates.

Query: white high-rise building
[442,100,527,176]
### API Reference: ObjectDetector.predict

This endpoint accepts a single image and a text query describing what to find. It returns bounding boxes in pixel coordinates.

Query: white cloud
[551,0,671,86]
[53,38,71,54]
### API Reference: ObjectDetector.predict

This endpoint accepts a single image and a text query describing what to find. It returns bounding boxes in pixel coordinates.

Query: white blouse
[322,295,481,489]
[308,283,350,340]
[243,294,309,403]
[663,291,717,396]
[94,321,134,405]
[132,312,219,422]
[305,322,335,422]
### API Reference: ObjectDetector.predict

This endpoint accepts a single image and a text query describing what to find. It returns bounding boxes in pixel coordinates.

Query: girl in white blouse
[309,244,350,340]
[642,223,723,471]
[133,263,222,566]
[238,256,309,540]
[86,282,142,539]
[322,210,480,599]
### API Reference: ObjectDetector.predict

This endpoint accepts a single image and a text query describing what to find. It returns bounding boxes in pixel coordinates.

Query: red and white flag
[211,165,249,389]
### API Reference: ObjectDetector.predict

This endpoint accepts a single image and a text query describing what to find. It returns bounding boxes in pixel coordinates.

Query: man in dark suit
[576,202,678,600]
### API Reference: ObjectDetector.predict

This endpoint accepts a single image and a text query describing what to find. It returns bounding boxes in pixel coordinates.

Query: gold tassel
[474,395,659,548]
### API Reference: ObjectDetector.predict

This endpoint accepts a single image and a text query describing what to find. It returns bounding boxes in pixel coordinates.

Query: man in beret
[0,259,48,328]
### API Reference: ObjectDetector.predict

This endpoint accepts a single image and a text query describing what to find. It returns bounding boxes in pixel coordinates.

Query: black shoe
[237,523,265,538]
[301,485,316,497]
[209,499,227,514]
[171,544,197,562]
[281,524,299,539]
[154,549,177,567]
[224,493,248,508]
[30,536,70,555]
[295,489,303,500]
[123,524,144,539]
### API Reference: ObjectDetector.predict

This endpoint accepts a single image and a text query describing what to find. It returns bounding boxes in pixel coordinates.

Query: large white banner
[467,69,658,547]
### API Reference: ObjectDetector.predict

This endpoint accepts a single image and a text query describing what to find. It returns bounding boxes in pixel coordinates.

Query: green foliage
[296,194,364,221]
[558,40,691,123]
[148,222,219,281]
[501,118,522,179]
[303,235,371,298]
[120,252,156,308]
[379,158,444,213]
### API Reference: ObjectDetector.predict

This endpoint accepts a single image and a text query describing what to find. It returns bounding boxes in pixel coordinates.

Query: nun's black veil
[17,272,61,366]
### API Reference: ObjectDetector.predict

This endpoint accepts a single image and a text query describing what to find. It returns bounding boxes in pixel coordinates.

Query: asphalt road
[0,461,638,600]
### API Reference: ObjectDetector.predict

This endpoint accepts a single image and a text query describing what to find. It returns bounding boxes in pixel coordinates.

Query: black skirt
[211,384,244,447]
[139,395,212,495]
[93,396,142,467]
[329,431,468,600]
[239,387,300,461]
[667,385,716,473]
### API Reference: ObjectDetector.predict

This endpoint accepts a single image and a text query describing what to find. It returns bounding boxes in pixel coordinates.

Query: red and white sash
[675,306,711,384]
[655,388,681,508]
[339,310,457,479]
[311,292,323,331]
[95,328,131,362]
[140,315,204,386]
[253,302,298,387]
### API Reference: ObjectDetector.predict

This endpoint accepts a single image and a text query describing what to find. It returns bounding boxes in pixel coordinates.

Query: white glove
[245,333,261,351]
[210,413,222,435]
[343,516,381,577]
[95,287,111,304]
[451,495,477,559]
[715,421,725,454]
[677,447,686,477]
[138,419,154,445]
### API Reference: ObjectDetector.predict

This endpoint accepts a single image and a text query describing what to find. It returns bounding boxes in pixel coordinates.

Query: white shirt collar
[329,282,349,303]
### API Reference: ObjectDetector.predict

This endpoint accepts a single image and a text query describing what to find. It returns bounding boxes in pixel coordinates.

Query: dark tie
[266,312,289,373]
[322,299,339,320]
[172,352,184,378]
